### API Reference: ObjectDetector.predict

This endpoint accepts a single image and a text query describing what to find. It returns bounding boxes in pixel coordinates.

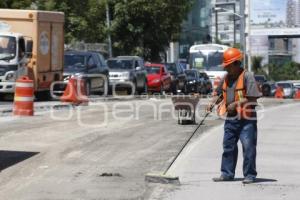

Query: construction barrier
[274,86,284,99]
[61,76,88,105]
[13,76,34,116]
[211,76,221,96]
[294,88,300,100]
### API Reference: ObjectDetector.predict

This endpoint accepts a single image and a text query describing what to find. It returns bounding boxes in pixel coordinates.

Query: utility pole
[246,0,252,72]
[240,0,246,68]
[233,4,236,46]
[106,1,113,58]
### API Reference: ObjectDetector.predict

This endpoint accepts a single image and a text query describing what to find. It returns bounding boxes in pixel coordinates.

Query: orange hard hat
[223,48,243,67]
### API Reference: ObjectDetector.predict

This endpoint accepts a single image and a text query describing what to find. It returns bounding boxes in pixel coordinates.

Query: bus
[189,44,229,91]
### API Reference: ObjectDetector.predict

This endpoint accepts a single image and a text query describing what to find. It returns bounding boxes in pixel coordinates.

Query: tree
[0,0,32,9]
[110,0,194,61]
[1,0,195,60]
[268,62,300,81]
[251,56,263,73]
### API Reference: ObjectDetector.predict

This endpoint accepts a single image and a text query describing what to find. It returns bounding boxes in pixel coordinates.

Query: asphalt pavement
[0,97,219,200]
[0,97,299,200]
[147,102,300,200]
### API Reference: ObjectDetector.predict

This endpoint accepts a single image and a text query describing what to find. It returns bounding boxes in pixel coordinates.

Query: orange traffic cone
[294,88,300,100]
[61,77,88,105]
[274,86,284,99]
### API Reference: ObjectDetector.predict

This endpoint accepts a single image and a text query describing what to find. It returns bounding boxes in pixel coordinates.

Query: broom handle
[163,95,222,175]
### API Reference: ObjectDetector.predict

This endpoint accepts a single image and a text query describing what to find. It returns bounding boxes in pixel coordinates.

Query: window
[135,60,139,68]
[18,38,25,59]
[220,33,230,40]
[87,56,95,67]
[269,38,275,50]
[98,54,106,67]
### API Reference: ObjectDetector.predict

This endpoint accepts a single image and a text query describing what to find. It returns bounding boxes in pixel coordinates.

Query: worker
[207,48,262,184]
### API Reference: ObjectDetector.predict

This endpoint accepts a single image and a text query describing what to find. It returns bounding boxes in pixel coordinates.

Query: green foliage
[1,0,194,60]
[251,56,263,73]
[233,43,241,49]
[33,0,107,43]
[267,62,300,81]
[0,0,32,9]
[110,0,194,61]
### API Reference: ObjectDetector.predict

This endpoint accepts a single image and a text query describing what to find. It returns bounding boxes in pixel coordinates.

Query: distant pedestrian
[207,48,262,184]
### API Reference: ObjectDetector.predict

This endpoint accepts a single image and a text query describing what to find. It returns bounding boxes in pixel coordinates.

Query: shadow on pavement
[233,178,277,183]
[0,150,39,171]
[255,178,277,183]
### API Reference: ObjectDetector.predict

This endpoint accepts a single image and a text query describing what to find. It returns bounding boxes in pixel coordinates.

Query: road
[0,96,221,200]
[148,101,300,200]
[0,97,298,199]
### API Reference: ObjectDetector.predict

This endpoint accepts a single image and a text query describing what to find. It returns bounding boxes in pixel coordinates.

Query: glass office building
[179,0,212,59]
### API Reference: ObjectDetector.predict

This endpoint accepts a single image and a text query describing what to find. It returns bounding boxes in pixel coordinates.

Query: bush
[267,62,300,81]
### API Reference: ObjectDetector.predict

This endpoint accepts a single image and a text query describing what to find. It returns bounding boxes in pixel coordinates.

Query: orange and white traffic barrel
[13,76,34,116]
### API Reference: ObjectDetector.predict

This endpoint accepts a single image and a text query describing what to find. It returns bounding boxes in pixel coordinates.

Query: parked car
[165,62,187,94]
[254,75,267,92]
[184,69,203,94]
[288,80,300,94]
[63,50,109,96]
[262,81,276,97]
[199,72,213,94]
[145,63,171,94]
[276,81,295,98]
[107,56,147,95]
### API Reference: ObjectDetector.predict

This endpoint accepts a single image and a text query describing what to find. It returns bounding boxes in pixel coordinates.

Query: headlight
[189,80,196,84]
[120,72,129,78]
[5,72,16,81]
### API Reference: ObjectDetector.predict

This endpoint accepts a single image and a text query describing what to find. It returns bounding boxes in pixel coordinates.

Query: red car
[145,63,171,94]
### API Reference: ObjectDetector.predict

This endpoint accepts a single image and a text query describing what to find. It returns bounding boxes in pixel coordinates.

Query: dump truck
[0,9,64,99]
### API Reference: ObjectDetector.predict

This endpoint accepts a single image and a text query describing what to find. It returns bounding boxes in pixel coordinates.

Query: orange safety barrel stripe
[13,76,34,116]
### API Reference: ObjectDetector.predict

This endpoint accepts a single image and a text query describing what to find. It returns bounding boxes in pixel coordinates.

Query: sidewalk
[150,103,300,200]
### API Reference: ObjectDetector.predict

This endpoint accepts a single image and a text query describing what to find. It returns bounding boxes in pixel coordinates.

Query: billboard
[250,0,300,36]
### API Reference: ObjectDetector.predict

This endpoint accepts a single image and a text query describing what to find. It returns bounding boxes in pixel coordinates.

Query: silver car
[107,56,148,95]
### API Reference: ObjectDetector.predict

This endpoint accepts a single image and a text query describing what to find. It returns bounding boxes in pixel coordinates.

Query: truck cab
[0,32,32,93]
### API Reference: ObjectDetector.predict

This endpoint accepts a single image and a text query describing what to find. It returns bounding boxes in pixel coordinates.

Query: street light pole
[233,5,236,46]
[215,9,219,43]
[240,0,246,67]
[106,1,113,58]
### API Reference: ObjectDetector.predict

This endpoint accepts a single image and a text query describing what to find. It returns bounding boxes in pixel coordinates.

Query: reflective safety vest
[217,70,253,119]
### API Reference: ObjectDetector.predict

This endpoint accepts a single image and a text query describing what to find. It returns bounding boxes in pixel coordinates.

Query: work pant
[221,119,257,179]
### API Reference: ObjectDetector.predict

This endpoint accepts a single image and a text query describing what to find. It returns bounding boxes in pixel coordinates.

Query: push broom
[145,95,222,184]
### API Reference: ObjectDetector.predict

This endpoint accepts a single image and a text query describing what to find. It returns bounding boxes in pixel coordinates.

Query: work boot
[242,177,256,184]
[212,175,234,182]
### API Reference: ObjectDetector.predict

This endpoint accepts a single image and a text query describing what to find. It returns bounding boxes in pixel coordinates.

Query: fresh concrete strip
[147,102,300,200]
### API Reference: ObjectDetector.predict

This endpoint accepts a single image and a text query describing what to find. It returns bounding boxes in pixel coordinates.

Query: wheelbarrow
[171,95,201,125]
